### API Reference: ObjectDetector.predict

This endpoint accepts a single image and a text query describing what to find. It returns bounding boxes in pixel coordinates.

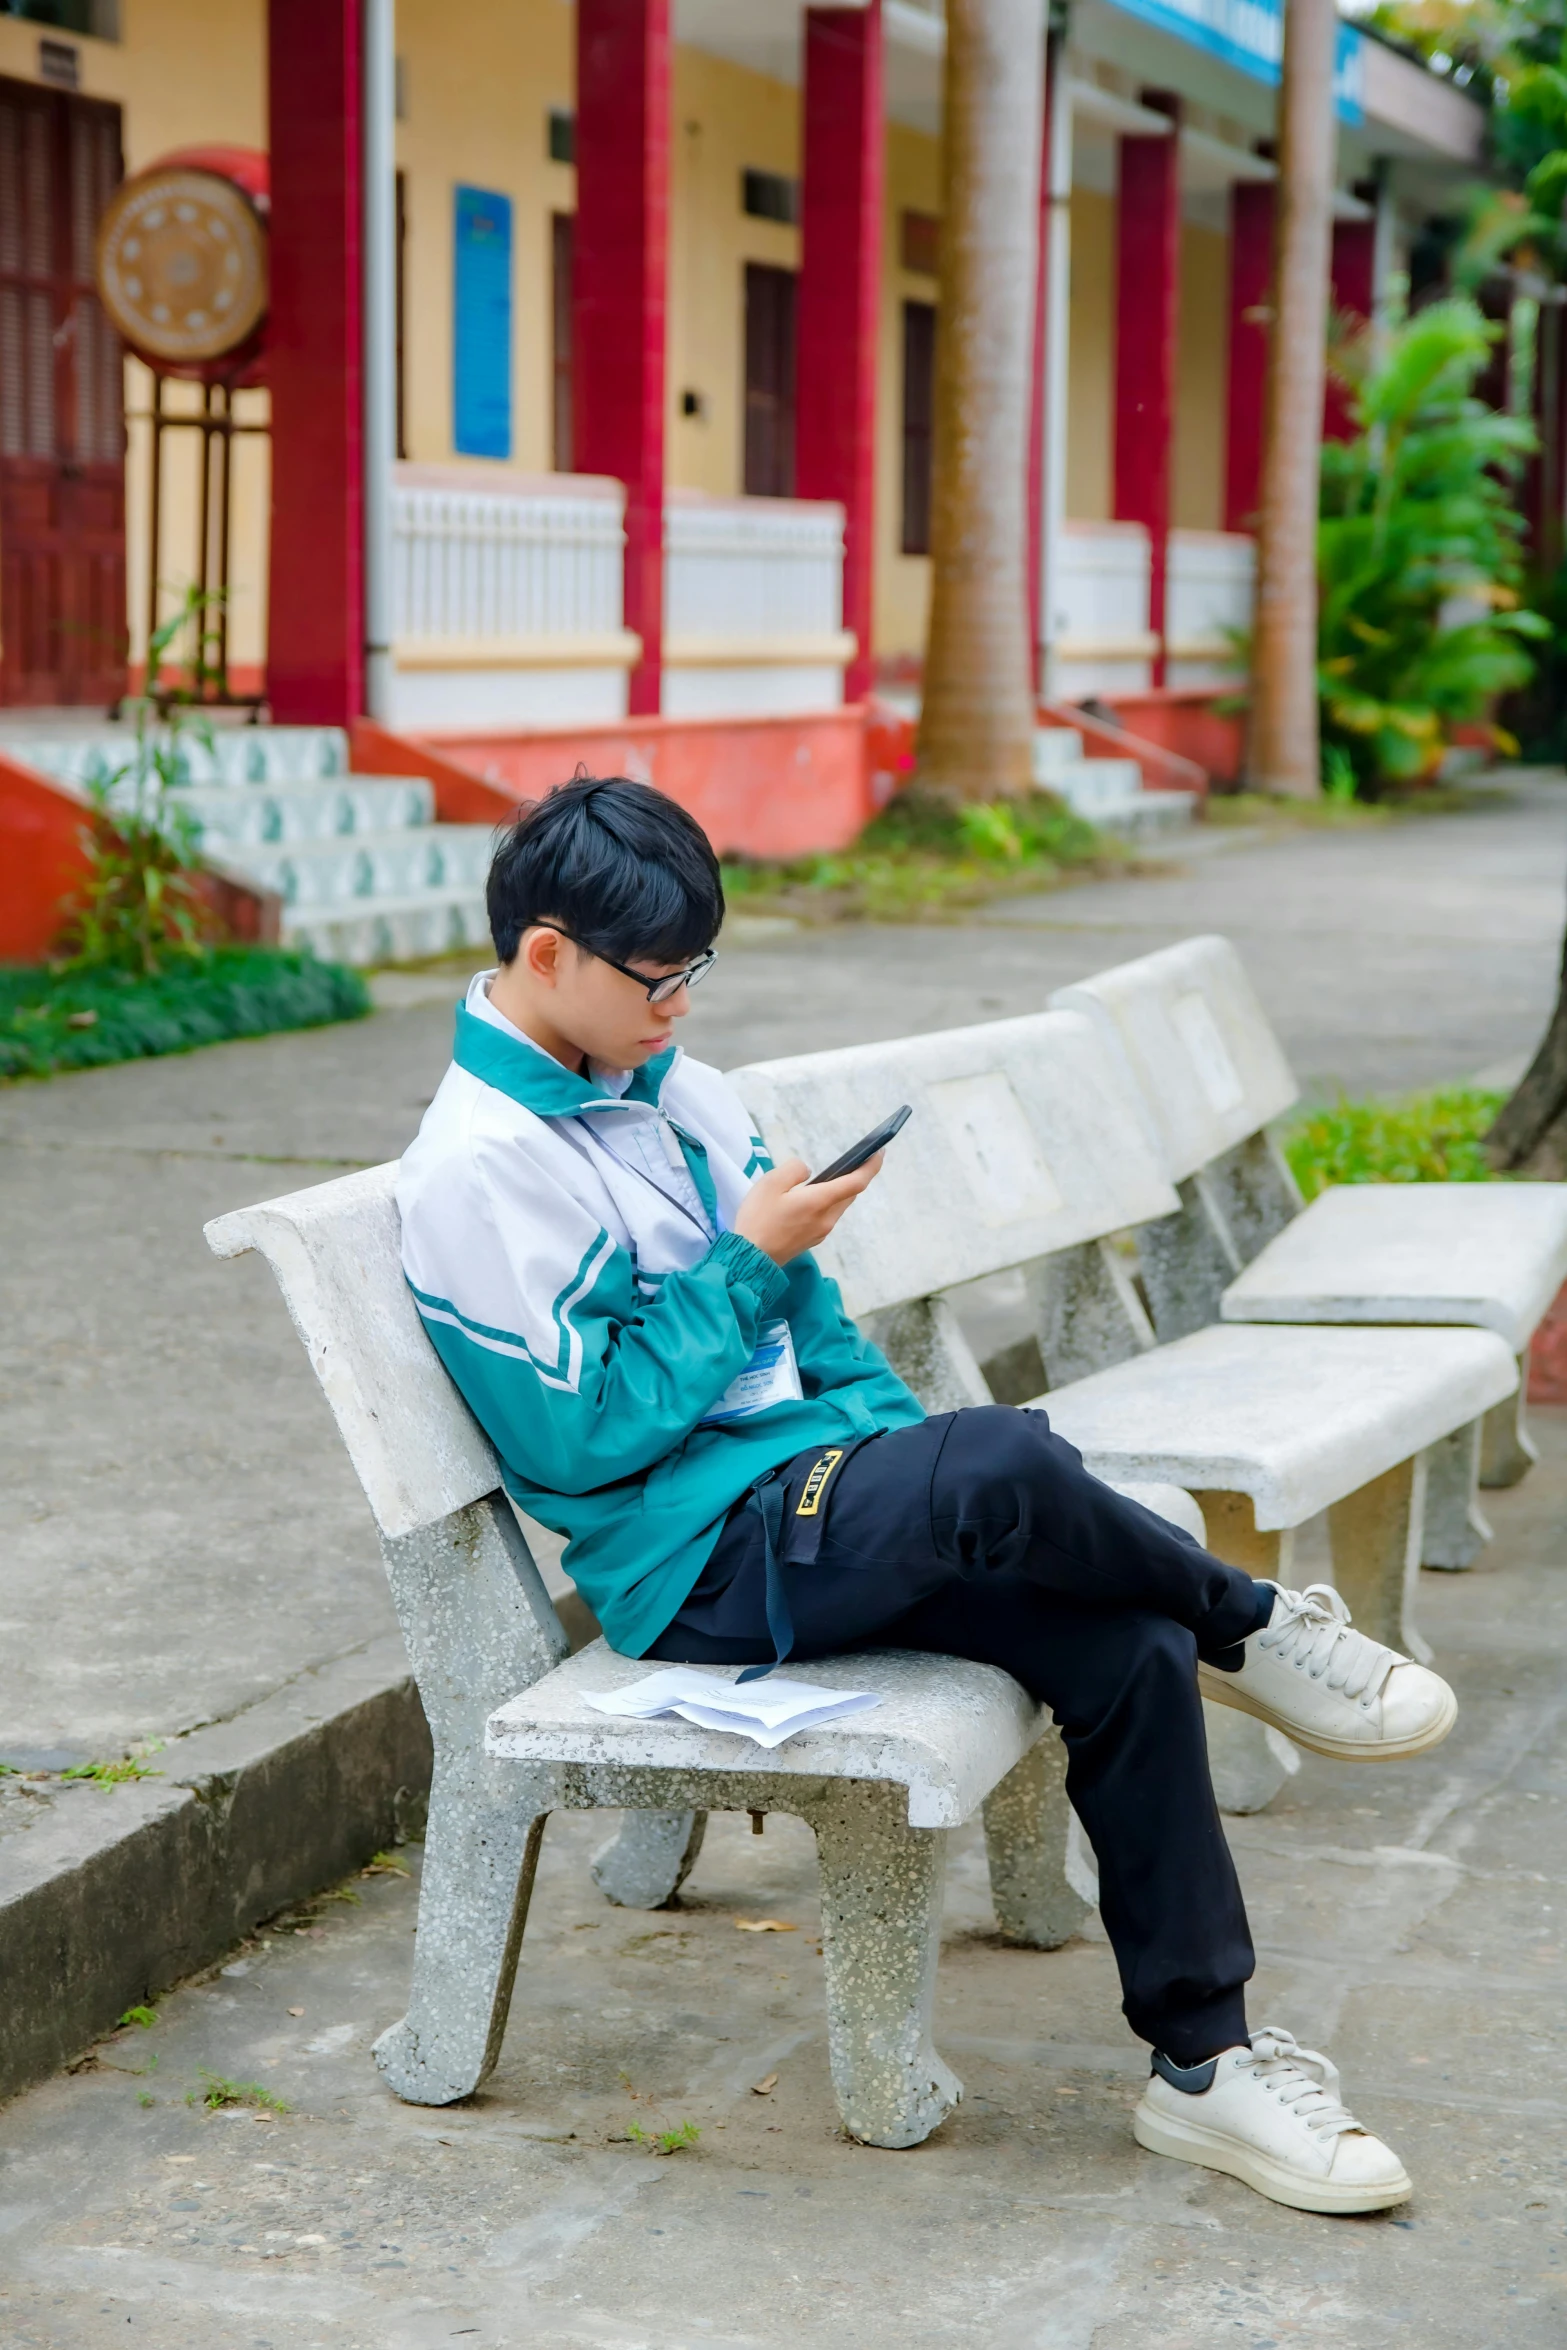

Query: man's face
[552,940,695,1069]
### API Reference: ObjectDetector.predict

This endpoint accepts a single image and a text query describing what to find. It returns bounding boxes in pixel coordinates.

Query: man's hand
[732,1155,884,1267]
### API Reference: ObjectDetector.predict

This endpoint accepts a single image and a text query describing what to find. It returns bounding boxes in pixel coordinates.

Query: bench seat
[1220,1180,1567,1353]
[486,1643,1044,1832]
[1039,1321,1517,1528]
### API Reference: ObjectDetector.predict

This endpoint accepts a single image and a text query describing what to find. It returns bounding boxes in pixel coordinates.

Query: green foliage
[0,947,369,1081]
[58,594,222,976]
[721,787,1116,922]
[1283,1087,1506,1200]
[625,2118,701,2155]
[60,1756,162,1786]
[1318,298,1546,789]
[187,2071,289,2114]
[118,2006,158,2030]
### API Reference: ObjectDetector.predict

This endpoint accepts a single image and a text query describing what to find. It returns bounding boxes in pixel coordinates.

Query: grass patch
[625,2119,701,2156]
[720,787,1130,924]
[1283,1087,1506,1200]
[118,2005,158,2030]
[0,946,369,1081]
[59,1756,162,1786]
[187,2070,289,2114]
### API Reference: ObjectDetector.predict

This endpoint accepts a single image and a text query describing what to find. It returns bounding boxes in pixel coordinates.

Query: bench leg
[1135,1182,1240,1343]
[591,1810,708,1908]
[1327,1454,1432,1664]
[810,1782,961,2148]
[1190,1490,1298,1812]
[981,1729,1091,1948]
[1422,1420,1494,1571]
[1480,1358,1538,1488]
[373,1753,550,2105]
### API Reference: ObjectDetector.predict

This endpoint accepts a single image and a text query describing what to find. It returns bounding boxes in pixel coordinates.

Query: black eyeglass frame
[530,925,718,1006]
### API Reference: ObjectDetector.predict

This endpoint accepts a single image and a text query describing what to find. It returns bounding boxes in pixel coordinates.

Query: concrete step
[7,725,354,791]
[1030,727,1086,782]
[282,887,492,966]
[1050,757,1146,818]
[155,776,436,849]
[1089,789,1199,837]
[231,823,496,911]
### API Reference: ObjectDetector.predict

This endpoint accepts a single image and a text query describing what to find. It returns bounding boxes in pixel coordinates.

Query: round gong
[97,164,268,369]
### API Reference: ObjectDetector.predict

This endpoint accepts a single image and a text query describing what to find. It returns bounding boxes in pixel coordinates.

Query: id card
[699,1319,804,1426]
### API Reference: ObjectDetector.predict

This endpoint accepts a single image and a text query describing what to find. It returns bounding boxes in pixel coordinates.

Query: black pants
[647,1405,1273,2064]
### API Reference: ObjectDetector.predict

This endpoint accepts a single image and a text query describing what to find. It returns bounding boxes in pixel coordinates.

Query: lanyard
[574,1112,716,1244]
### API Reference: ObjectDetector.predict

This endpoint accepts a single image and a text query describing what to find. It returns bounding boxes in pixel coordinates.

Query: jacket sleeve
[404,1145,790,1495]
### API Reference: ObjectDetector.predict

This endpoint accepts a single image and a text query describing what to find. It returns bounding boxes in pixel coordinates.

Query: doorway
[743,261,796,498]
[0,74,126,707]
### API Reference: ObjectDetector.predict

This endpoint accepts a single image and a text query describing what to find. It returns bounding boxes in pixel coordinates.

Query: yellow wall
[395,0,573,474]
[1065,187,1114,523]
[1174,221,1228,531]
[874,120,942,666]
[667,47,800,495]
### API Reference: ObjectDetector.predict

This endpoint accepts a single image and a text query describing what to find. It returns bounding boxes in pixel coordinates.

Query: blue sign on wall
[454,184,513,459]
[1102,0,1364,124]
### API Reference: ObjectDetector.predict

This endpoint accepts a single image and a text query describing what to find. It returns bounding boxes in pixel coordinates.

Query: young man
[399,776,1457,2217]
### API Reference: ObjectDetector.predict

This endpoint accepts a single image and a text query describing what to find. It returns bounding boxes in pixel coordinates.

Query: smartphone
[807,1103,913,1185]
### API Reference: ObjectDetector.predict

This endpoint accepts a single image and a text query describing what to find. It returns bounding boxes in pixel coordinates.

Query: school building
[0,0,1487,808]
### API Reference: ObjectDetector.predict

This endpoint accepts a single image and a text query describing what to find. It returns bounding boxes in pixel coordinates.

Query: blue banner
[454,184,513,460]
[1102,0,1364,124]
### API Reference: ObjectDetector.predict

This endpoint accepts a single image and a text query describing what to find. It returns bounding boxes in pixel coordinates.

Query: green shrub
[1282,1086,1506,1199]
[0,948,369,1081]
[1318,298,1548,790]
[721,786,1114,922]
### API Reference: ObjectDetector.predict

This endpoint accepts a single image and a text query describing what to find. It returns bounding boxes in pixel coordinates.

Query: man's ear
[518,925,563,987]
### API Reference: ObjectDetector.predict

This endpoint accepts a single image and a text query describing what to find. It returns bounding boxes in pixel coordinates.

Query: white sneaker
[1199,1582,1457,1762]
[1133,2028,1412,2214]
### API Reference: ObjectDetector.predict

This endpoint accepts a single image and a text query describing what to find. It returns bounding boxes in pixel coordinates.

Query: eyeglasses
[534,927,718,1006]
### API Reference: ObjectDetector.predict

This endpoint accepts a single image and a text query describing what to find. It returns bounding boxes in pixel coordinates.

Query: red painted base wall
[1095,689,1244,788]
[356,708,875,859]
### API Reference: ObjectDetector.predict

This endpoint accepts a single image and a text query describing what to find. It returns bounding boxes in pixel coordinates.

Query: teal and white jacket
[397,973,923,1655]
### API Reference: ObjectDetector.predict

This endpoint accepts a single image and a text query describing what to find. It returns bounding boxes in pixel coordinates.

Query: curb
[0,1635,431,2106]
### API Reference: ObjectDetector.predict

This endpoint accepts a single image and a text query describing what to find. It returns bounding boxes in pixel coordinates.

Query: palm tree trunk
[916,0,1044,802]
[1246,0,1337,797]
[1487,913,1567,1175]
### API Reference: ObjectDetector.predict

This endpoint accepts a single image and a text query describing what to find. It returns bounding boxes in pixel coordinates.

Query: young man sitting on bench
[398,775,1457,2217]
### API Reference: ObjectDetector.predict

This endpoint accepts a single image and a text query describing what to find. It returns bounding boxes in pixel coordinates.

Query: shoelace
[1240,2027,1364,2142]
[1257,1583,1397,1704]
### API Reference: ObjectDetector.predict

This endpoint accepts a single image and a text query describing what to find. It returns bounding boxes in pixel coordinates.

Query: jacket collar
[453,1000,677,1118]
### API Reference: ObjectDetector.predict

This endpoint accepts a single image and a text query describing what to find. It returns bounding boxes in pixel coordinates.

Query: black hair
[486,774,725,968]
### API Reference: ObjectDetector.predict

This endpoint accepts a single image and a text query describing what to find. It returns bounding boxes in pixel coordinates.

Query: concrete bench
[1051,933,1567,1573]
[205,1150,1194,2151]
[731,1010,1513,1811]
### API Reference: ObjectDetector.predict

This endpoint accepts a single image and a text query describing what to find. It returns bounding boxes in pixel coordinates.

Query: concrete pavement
[1,1424,1564,2347]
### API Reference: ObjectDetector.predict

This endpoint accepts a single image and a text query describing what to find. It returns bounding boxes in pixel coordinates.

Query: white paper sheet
[582,1666,881,1750]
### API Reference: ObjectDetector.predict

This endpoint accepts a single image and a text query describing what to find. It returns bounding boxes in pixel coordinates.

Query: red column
[1325,216,1374,443]
[796,3,884,707]
[1225,180,1272,534]
[1113,100,1180,686]
[575,0,670,717]
[1026,32,1059,689]
[266,0,364,724]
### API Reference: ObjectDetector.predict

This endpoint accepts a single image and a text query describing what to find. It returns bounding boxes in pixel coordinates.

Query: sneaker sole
[1132,2098,1412,2215]
[1197,1665,1458,1762]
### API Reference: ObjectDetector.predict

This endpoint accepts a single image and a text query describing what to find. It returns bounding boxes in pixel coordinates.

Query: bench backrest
[730,1008,1179,1319]
[205,1162,501,1544]
[208,1008,1177,1543]
[1049,934,1298,1185]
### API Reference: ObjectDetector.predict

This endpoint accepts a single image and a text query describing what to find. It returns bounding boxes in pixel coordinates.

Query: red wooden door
[0,76,125,708]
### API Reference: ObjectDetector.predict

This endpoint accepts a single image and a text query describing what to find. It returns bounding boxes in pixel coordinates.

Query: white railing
[663,490,848,653]
[1167,529,1253,686]
[1048,520,1255,697]
[391,464,628,647]
[1050,520,1156,696]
